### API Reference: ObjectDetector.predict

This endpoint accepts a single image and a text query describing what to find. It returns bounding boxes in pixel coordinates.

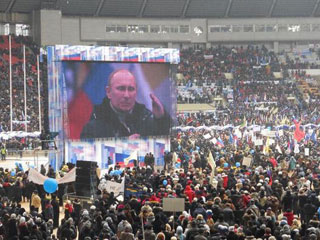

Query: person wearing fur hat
[120,225,135,240]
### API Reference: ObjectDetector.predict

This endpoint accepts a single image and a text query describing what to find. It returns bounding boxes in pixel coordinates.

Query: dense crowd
[1,138,320,240]
[176,46,320,105]
[177,45,281,86]
[0,35,46,133]
[0,42,320,240]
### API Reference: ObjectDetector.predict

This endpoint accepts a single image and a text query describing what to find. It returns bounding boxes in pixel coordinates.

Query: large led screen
[63,62,174,140]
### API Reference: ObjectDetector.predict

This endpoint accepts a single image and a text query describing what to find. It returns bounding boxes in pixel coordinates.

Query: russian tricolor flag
[228,134,233,144]
[62,53,81,60]
[123,53,139,62]
[217,137,225,148]
[311,131,317,143]
[153,55,165,62]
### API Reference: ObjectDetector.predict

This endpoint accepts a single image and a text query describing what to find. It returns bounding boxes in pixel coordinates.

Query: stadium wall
[0,13,30,24]
[4,10,320,51]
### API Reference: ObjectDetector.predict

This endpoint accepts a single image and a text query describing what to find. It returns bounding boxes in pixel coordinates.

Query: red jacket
[64,203,73,213]
[283,211,294,226]
[184,185,195,203]
[222,176,228,189]
[242,194,251,208]
[269,157,278,168]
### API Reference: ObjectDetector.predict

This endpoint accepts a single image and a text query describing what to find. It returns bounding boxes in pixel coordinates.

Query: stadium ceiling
[1,0,320,18]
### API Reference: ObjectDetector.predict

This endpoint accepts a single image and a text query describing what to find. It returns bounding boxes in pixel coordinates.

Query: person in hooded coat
[51,195,59,229]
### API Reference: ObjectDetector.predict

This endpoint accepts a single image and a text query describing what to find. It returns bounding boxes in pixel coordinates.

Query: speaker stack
[75,161,98,197]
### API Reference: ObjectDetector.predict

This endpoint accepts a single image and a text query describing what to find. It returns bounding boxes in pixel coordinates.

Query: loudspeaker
[76,168,96,176]
[75,161,97,197]
[76,161,97,168]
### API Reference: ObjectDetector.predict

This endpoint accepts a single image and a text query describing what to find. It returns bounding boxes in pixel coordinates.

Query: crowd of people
[176,46,320,105]
[0,139,320,240]
[0,42,320,240]
[0,35,46,133]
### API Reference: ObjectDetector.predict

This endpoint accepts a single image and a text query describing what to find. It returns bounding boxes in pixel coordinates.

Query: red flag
[293,120,305,142]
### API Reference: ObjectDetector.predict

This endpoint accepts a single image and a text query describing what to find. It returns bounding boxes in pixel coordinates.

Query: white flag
[294,143,300,154]
[172,152,177,164]
[124,150,138,166]
[276,144,282,154]
[211,138,217,144]
[204,133,211,139]
[304,148,309,156]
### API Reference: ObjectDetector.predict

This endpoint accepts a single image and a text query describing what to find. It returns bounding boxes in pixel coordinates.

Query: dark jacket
[81,98,170,139]
[223,207,235,225]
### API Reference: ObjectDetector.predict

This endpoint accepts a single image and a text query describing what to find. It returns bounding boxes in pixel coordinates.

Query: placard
[242,157,252,167]
[278,130,284,137]
[261,130,276,138]
[254,139,263,146]
[269,139,275,145]
[163,198,185,212]
[204,133,211,139]
[211,138,217,144]
[305,148,309,156]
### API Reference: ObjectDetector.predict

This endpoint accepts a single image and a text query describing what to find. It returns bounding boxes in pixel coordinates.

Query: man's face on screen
[107,70,137,113]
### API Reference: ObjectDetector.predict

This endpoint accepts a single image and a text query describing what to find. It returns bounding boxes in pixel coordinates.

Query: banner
[261,130,276,138]
[174,123,320,132]
[58,167,76,184]
[203,55,213,60]
[28,168,48,185]
[28,168,76,185]
[0,131,40,139]
[105,178,125,196]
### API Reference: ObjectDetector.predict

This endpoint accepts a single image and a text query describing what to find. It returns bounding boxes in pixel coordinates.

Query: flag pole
[9,35,13,132]
[37,55,42,132]
[23,45,27,132]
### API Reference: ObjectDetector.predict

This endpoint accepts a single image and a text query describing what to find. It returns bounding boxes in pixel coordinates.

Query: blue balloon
[250,149,255,154]
[236,162,241,167]
[43,178,58,194]
[224,163,229,168]
[196,146,200,151]
[110,169,123,176]
[10,171,15,176]
[163,180,168,186]
[267,126,272,130]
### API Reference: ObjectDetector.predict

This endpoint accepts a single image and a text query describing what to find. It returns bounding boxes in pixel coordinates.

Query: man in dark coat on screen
[81,69,170,139]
